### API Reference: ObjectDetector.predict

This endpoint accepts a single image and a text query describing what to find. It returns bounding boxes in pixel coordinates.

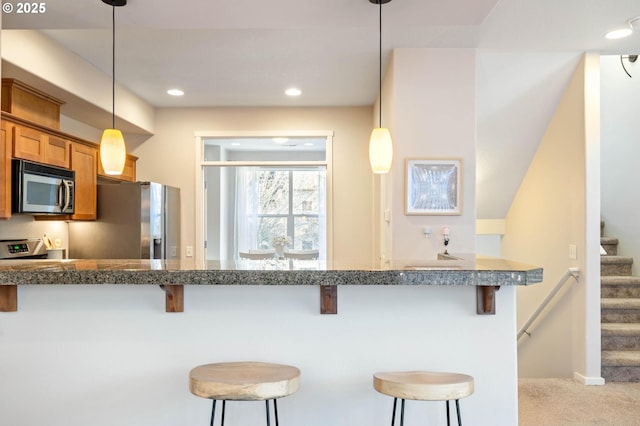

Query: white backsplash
[0,215,69,252]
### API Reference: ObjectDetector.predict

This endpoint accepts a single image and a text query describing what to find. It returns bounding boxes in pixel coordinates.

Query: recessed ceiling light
[231,142,241,146]
[304,142,314,146]
[605,16,640,39]
[273,138,289,144]
[605,28,633,39]
[167,89,184,96]
[285,88,302,97]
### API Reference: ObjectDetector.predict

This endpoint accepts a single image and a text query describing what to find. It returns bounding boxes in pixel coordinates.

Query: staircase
[601,223,640,382]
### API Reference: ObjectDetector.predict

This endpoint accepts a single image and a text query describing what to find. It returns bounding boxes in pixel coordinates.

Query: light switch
[569,244,577,260]
[384,209,391,223]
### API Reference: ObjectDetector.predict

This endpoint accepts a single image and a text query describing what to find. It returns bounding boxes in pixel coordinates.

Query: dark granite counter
[0,256,542,286]
[0,255,542,314]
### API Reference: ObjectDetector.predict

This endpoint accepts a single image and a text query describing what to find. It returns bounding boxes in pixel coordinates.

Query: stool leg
[265,400,271,426]
[274,399,280,426]
[400,399,405,426]
[391,398,398,426]
[455,399,462,426]
[210,400,216,426]
[446,400,451,426]
[221,400,226,426]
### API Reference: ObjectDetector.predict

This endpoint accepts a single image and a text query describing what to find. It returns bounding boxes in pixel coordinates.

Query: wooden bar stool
[189,361,300,426]
[373,371,474,426]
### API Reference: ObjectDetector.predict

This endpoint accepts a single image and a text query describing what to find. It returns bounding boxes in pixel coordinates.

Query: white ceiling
[2,0,639,218]
[3,0,638,107]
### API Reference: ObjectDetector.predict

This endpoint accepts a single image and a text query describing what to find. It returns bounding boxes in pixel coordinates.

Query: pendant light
[369,0,393,174]
[100,0,127,175]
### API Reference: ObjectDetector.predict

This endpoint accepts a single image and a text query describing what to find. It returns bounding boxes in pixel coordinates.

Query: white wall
[476,219,504,257]
[1,30,154,135]
[1,283,518,426]
[601,55,640,273]
[133,107,375,267]
[0,215,68,255]
[387,49,477,265]
[503,54,602,383]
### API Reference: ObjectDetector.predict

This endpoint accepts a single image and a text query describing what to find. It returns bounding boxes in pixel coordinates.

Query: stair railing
[517,267,580,340]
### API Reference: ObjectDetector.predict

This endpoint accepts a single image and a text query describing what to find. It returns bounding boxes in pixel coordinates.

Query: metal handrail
[517,267,580,340]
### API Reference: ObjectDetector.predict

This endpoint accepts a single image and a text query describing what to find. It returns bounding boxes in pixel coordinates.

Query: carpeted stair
[601,222,640,382]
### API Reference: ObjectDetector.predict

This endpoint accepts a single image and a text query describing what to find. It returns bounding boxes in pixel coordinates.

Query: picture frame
[405,158,463,215]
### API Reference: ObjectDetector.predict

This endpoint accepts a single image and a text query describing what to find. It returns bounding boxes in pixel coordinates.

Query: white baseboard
[574,371,605,385]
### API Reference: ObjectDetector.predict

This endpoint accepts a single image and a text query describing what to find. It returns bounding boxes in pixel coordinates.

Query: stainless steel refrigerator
[69,182,180,259]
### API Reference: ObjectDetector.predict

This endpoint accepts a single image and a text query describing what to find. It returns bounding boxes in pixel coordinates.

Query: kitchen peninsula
[0,255,543,425]
[0,255,542,314]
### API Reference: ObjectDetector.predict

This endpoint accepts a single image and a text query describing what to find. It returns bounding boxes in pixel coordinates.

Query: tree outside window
[238,167,325,254]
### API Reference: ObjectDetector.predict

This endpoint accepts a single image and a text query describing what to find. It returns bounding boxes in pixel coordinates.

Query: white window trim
[194,130,334,266]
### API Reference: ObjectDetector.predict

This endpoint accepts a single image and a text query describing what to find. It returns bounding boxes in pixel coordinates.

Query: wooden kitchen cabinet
[12,125,45,163]
[2,78,64,130]
[45,134,71,168]
[70,143,97,220]
[12,125,70,168]
[0,120,12,219]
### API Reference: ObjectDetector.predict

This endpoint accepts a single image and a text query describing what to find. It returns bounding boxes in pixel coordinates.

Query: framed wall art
[405,158,462,215]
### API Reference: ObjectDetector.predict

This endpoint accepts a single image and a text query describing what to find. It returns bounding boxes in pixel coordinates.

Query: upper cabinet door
[70,143,97,221]
[45,134,71,168]
[12,125,70,168]
[0,121,12,219]
[12,125,46,163]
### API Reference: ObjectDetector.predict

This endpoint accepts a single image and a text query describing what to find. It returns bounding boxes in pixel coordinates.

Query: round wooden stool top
[373,371,474,401]
[189,361,301,401]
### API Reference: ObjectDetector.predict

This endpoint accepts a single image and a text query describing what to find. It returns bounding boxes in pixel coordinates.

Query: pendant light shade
[100,0,127,175]
[369,0,393,174]
[100,129,126,175]
[369,128,393,173]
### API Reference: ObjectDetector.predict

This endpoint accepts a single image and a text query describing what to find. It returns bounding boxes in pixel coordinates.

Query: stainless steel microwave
[12,159,75,215]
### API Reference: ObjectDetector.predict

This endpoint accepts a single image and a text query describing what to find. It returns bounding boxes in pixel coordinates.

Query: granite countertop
[0,255,543,287]
[0,255,543,314]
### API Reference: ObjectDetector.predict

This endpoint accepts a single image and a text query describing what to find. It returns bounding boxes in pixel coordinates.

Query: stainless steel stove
[0,239,47,259]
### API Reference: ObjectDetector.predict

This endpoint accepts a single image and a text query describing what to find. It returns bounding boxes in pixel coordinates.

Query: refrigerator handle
[153,238,162,259]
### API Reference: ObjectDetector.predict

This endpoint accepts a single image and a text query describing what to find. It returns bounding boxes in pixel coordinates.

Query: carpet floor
[519,378,640,425]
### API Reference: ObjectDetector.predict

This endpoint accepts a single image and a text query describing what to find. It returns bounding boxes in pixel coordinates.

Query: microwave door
[23,175,63,214]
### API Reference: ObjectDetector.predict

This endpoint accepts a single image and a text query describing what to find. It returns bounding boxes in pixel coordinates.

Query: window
[196,133,332,264]
[239,168,325,252]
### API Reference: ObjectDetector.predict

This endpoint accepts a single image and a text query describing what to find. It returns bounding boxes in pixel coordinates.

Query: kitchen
[2,66,526,423]
[0,0,618,425]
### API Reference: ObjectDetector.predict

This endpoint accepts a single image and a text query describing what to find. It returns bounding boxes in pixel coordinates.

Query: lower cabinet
[0,120,12,219]
[70,143,97,220]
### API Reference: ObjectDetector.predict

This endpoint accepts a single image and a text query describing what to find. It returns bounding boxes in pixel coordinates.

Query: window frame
[194,131,333,266]
[254,168,324,251]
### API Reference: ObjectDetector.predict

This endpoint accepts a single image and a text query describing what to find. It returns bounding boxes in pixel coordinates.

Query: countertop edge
[0,267,544,287]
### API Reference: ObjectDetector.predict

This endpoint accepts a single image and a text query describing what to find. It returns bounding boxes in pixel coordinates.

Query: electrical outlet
[569,244,577,260]
[186,246,193,257]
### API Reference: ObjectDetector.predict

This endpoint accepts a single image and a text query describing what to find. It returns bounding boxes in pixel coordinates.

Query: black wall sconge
[621,54,638,78]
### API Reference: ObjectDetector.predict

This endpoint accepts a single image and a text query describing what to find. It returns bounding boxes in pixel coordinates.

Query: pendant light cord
[378,2,382,128]
[111,0,116,129]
